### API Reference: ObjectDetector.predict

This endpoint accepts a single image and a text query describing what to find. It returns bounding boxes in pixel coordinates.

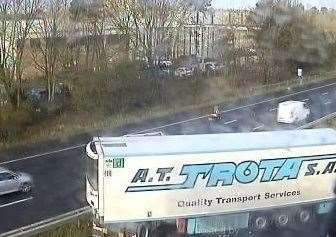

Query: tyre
[137,224,154,237]
[272,210,293,230]
[250,213,271,232]
[297,208,314,224]
[293,207,316,231]
[20,182,32,193]
[157,223,179,237]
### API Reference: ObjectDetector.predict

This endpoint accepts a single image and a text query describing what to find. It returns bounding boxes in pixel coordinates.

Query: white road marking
[253,125,264,131]
[296,111,336,130]
[224,120,237,125]
[0,196,33,209]
[3,81,336,164]
[0,144,85,165]
[325,101,332,105]
[0,206,91,237]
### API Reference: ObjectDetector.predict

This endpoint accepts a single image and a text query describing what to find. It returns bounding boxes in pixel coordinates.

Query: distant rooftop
[96,129,336,157]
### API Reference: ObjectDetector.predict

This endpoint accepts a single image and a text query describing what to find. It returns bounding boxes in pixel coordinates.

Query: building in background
[142,9,254,63]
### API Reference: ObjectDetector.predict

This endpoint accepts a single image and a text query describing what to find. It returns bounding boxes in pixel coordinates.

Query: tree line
[0,0,334,110]
[0,0,213,109]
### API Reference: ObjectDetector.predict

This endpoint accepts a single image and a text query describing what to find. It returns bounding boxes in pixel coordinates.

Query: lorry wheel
[273,210,293,230]
[250,213,270,232]
[297,208,314,224]
[294,207,315,230]
[137,224,151,237]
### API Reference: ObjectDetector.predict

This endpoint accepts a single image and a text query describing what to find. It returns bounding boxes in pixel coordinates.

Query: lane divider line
[224,120,237,125]
[0,144,85,165]
[253,125,264,131]
[0,196,33,209]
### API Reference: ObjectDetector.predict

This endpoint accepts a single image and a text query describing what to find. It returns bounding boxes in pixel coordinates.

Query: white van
[277,101,310,124]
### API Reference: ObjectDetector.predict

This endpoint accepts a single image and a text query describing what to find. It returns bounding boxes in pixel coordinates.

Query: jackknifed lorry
[86,129,336,236]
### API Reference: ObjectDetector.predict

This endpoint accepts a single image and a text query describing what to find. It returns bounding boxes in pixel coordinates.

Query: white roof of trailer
[95,129,336,157]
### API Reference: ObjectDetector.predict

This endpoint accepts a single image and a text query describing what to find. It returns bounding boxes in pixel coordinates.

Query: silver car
[0,167,33,195]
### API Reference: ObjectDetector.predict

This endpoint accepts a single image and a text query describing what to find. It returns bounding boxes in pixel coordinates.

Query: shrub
[70,62,164,115]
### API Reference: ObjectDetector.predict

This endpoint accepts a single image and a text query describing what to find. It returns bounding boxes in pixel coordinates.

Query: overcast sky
[212,0,336,9]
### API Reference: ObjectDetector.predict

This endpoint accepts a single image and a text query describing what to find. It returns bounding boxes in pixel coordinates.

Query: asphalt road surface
[1,79,336,236]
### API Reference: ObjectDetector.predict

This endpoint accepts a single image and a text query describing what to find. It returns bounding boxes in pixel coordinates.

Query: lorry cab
[277,101,310,124]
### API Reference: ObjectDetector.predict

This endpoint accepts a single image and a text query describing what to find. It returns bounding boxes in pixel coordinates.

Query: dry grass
[33,216,93,237]
[314,117,336,129]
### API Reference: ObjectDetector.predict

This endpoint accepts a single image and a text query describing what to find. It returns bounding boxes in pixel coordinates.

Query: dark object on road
[208,105,222,121]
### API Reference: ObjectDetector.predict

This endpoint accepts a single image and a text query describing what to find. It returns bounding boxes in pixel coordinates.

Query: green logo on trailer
[113,158,124,168]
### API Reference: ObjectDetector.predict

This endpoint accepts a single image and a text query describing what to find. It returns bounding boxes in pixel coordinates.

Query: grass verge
[32,216,93,237]
[314,117,336,129]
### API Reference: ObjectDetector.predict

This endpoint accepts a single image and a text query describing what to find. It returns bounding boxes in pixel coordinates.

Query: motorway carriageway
[1,79,336,236]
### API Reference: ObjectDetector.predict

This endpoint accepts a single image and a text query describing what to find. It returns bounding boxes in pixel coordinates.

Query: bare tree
[30,0,69,101]
[84,6,108,71]
[0,0,41,108]
[69,0,108,72]
[105,0,209,63]
[105,0,133,54]
[250,0,328,84]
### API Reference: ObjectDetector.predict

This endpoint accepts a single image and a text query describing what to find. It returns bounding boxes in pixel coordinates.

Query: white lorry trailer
[86,129,336,236]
